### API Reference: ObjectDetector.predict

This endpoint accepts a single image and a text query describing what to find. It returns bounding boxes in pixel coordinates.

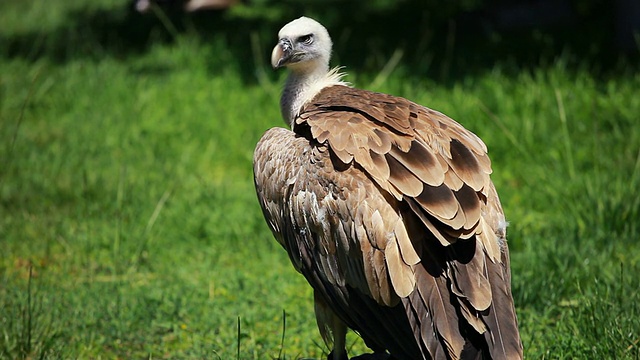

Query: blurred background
[1,1,639,359]
[2,0,639,78]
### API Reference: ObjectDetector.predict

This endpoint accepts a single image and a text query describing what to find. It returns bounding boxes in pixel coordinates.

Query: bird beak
[271,38,293,69]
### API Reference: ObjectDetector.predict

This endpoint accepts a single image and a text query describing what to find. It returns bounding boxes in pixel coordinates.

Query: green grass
[1,1,640,359]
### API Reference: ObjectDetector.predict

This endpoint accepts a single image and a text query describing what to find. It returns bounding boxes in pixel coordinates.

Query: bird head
[271,17,333,74]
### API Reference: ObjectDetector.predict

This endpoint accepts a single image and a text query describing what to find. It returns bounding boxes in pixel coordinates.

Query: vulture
[253,16,524,360]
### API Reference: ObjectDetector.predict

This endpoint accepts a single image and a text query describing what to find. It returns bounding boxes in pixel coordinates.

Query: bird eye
[298,34,313,45]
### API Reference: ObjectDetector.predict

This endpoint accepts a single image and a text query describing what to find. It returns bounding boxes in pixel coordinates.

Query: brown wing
[254,85,523,359]
[255,127,426,358]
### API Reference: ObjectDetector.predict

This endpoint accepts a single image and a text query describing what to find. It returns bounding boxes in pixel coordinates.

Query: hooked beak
[271,38,293,69]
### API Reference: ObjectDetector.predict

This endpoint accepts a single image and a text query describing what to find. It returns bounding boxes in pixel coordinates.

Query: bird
[253,16,524,360]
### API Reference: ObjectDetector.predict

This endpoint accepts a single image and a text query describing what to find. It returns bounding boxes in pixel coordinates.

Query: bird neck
[280,63,346,128]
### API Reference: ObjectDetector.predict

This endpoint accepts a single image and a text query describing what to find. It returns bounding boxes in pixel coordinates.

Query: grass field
[1,1,640,359]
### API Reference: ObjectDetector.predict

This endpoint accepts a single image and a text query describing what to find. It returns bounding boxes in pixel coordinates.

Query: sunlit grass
[1,1,640,359]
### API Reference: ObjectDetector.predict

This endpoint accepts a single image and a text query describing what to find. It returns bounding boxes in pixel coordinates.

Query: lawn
[1,1,639,359]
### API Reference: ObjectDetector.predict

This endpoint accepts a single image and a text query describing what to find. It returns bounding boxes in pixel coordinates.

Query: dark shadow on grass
[0,3,283,82]
[1,0,638,84]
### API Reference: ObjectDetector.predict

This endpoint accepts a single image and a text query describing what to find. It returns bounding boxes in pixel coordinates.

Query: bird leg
[314,290,348,360]
[328,319,347,360]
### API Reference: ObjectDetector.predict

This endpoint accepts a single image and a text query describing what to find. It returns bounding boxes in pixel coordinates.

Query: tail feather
[412,265,465,360]
[480,249,523,359]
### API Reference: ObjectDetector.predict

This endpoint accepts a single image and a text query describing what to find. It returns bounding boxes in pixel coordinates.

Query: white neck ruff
[280,67,348,127]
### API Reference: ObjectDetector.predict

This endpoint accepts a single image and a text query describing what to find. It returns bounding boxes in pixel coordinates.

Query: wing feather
[449,241,492,311]
[448,139,487,192]
[385,239,416,298]
[454,184,482,231]
[413,265,465,359]
[386,153,425,197]
[415,184,459,220]
[480,248,523,360]
[394,218,421,266]
[389,141,446,186]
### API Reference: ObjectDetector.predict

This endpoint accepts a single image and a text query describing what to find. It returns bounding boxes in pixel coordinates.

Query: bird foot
[327,350,349,360]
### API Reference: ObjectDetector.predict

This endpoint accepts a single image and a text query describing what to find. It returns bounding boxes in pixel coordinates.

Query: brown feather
[414,265,465,359]
[479,219,502,263]
[405,198,456,246]
[369,150,391,181]
[415,184,458,220]
[480,250,524,359]
[362,208,387,250]
[448,139,486,192]
[369,128,393,154]
[332,147,353,164]
[385,154,425,197]
[389,141,445,186]
[454,184,482,231]
[443,168,465,191]
[449,240,492,311]
[385,239,416,298]
[394,218,421,266]
[357,224,381,301]
[457,298,487,334]
[442,201,467,230]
